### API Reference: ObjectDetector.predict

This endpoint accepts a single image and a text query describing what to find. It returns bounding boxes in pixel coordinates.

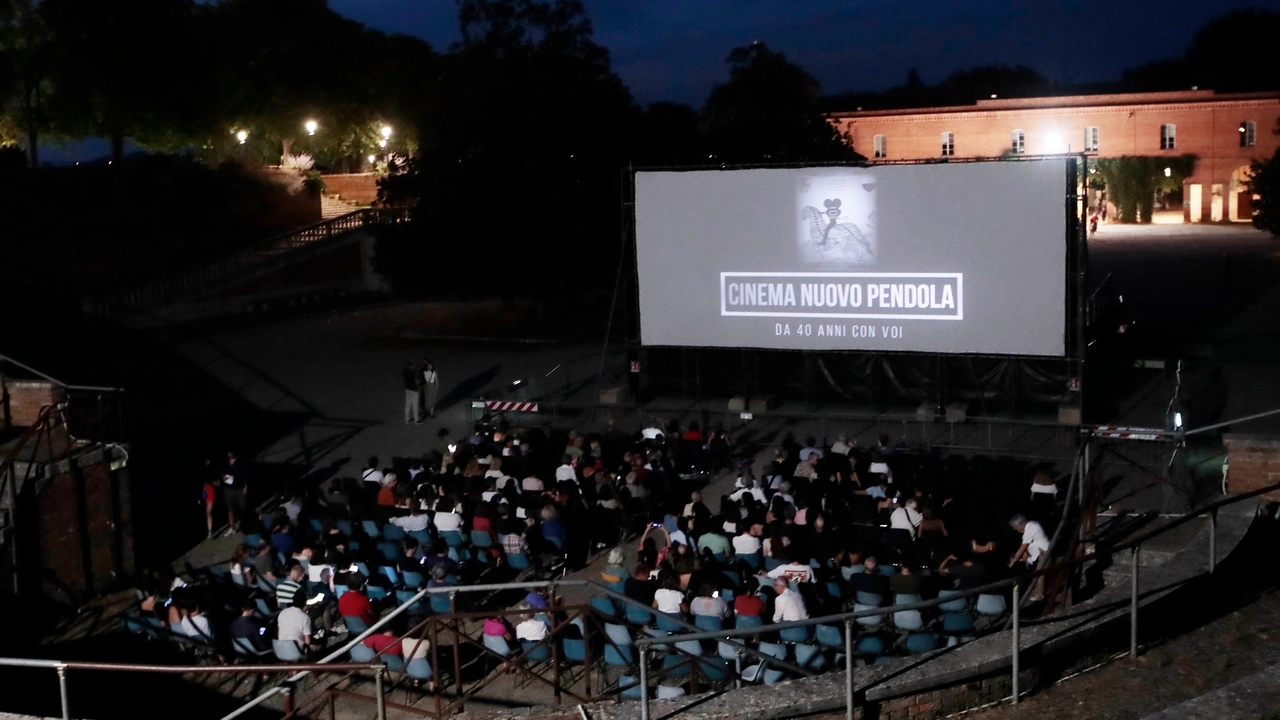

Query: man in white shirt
[522,475,545,493]
[640,422,664,441]
[798,438,824,462]
[181,603,214,641]
[772,578,809,622]
[889,498,923,540]
[277,594,312,650]
[554,456,577,484]
[433,507,464,533]
[361,457,384,487]
[830,434,851,456]
[732,527,762,556]
[766,556,815,584]
[1009,514,1050,567]
[729,477,766,505]
[391,506,430,532]
[516,615,549,642]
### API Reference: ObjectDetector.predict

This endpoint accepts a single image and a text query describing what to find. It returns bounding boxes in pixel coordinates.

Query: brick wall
[1223,434,1280,502]
[830,90,1280,224]
[322,173,380,204]
[1,380,64,428]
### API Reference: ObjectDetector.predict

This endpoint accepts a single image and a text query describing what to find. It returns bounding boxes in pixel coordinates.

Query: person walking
[421,360,440,418]
[403,361,422,424]
[222,450,248,533]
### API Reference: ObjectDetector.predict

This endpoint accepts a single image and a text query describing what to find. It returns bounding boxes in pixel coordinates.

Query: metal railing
[0,657,382,720]
[4,476,1272,720]
[83,206,412,316]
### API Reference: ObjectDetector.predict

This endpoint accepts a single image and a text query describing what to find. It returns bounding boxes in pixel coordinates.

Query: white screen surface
[635,160,1067,356]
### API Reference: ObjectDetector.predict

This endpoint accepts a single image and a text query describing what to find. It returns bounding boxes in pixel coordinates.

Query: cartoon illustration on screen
[797,174,877,264]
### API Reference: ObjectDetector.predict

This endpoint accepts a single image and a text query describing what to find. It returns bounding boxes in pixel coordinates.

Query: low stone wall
[322,173,379,204]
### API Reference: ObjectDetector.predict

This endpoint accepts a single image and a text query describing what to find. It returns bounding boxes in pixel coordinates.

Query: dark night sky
[328,0,1278,107]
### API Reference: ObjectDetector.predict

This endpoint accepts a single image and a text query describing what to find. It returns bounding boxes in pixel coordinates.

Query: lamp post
[305,120,318,136]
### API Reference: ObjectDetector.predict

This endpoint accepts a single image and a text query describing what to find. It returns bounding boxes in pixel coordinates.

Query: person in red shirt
[734,591,764,618]
[338,579,377,626]
[377,476,398,507]
[362,621,404,657]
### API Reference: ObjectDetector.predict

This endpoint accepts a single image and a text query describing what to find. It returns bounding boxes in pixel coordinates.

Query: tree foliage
[1122,9,1280,93]
[0,0,54,165]
[1248,122,1280,236]
[702,41,856,163]
[1094,156,1196,223]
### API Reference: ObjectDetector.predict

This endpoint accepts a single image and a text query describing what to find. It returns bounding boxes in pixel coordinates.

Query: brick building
[829,89,1280,223]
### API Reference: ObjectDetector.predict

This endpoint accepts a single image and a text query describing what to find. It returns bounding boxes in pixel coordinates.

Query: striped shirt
[276,580,302,607]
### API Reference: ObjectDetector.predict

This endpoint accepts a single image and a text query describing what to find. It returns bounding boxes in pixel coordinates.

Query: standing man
[403,361,422,424]
[421,360,440,418]
[223,451,248,534]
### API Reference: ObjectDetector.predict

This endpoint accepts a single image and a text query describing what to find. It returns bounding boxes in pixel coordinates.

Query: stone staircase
[321,193,364,219]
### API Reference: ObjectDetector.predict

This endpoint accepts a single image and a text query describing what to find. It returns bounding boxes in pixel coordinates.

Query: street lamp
[1164,167,1172,177]
[378,139,387,148]
[305,120,318,136]
[235,130,248,144]
[367,154,376,164]
[380,126,392,139]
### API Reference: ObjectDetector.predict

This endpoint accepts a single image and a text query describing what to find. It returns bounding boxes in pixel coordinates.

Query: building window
[1241,120,1256,148]
[1084,126,1099,153]
[941,132,954,157]
[1011,129,1025,155]
[873,134,886,159]
[1160,123,1176,150]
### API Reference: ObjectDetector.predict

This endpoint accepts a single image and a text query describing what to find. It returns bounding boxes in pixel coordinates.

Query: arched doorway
[1229,165,1254,222]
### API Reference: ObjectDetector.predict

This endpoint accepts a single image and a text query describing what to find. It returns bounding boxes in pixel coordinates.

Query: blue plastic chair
[739,552,762,570]
[255,598,275,618]
[484,633,513,657]
[625,604,653,626]
[591,596,618,618]
[796,644,826,671]
[522,640,552,663]
[825,581,844,600]
[406,658,433,682]
[698,658,732,682]
[470,530,494,548]
[764,556,783,571]
[763,668,786,684]
[441,531,464,548]
[407,528,431,544]
[342,616,370,634]
[655,612,684,633]
[233,637,272,659]
[905,632,938,654]
[854,603,883,627]
[856,634,885,656]
[397,589,425,612]
[603,639,633,666]
[353,562,370,577]
[618,673,642,698]
[367,585,388,602]
[855,591,883,607]
[336,520,353,536]
[605,623,633,647]
[350,644,378,662]
[937,590,969,613]
[382,524,406,541]
[377,543,400,562]
[816,624,844,649]
[401,570,425,589]
[942,612,976,634]
[563,638,587,666]
[273,639,304,662]
[429,593,453,614]
[735,615,764,630]
[384,655,406,673]
[694,614,723,632]
[661,653,692,678]
[243,533,263,548]
[362,520,380,537]
[976,594,1008,616]
[779,625,811,643]
[507,552,531,570]
[379,566,399,586]
[309,518,323,532]
[893,610,924,631]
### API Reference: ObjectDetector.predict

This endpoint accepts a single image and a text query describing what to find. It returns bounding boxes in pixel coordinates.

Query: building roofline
[827,89,1280,118]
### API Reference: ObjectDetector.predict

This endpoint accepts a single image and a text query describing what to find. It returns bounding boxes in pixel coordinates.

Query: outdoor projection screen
[635,159,1068,356]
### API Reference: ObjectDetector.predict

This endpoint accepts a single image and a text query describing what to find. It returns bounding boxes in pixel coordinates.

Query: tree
[1122,9,1280,92]
[1095,156,1196,223]
[702,41,857,163]
[40,0,211,162]
[0,0,53,166]
[376,0,636,294]
[1248,121,1280,236]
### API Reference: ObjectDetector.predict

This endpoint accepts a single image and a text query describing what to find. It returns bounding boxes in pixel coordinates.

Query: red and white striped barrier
[480,401,539,413]
[1092,426,1169,441]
